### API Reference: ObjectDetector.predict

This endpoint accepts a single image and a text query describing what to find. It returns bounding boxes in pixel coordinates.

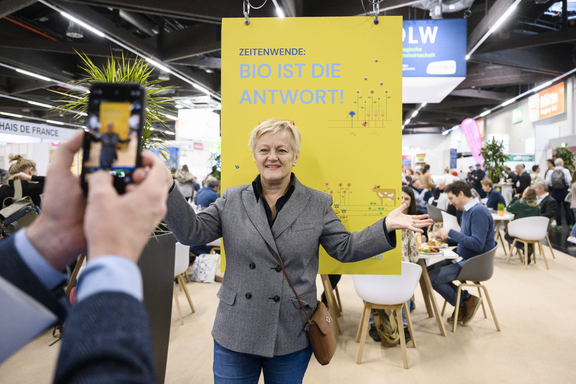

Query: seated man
[535,180,557,221]
[0,131,165,382]
[196,178,220,208]
[428,181,496,326]
[481,179,506,210]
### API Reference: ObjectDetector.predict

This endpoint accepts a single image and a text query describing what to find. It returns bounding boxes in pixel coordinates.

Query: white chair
[441,211,461,232]
[353,262,422,369]
[174,242,195,324]
[506,216,552,269]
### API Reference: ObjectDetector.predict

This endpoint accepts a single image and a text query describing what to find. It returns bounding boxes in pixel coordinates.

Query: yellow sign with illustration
[221,17,403,274]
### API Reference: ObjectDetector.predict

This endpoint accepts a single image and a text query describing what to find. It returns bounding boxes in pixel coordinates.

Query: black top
[0,175,45,207]
[252,174,296,228]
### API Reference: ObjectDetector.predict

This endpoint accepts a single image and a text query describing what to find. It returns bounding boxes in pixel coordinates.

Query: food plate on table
[418,247,443,256]
[423,240,448,249]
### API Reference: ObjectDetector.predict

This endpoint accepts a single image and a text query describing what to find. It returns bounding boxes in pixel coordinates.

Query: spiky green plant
[55,51,176,162]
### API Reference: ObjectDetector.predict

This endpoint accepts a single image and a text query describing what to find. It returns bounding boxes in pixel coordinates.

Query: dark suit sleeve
[54,292,156,384]
[517,174,531,195]
[541,197,557,219]
[0,236,67,322]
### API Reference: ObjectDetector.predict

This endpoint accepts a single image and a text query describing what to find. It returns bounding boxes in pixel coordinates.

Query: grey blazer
[164,176,396,357]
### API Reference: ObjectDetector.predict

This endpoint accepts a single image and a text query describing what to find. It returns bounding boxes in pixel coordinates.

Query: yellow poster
[222,17,403,274]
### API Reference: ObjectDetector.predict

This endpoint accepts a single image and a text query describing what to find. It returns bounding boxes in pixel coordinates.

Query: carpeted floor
[2,241,575,384]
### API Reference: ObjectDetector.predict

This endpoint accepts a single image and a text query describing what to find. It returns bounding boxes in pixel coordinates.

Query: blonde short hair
[248,119,301,155]
[481,179,493,188]
[8,154,36,176]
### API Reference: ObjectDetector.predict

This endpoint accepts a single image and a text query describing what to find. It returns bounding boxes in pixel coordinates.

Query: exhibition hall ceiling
[0,0,575,135]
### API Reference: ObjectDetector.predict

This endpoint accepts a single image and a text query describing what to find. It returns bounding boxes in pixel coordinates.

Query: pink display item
[461,118,484,167]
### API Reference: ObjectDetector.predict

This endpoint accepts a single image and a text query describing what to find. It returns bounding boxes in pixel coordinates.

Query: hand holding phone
[81,83,145,194]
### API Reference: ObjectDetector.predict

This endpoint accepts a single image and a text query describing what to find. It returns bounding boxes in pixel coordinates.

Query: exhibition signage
[507,154,534,162]
[513,107,522,124]
[402,155,412,168]
[402,19,467,103]
[460,118,484,166]
[529,82,565,122]
[0,117,77,141]
[450,148,457,169]
[222,17,403,275]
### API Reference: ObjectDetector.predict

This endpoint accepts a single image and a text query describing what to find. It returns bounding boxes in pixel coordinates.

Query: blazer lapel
[242,186,278,254]
[272,178,311,239]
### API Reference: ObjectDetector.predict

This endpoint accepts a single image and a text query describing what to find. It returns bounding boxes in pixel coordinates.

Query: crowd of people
[4,129,576,383]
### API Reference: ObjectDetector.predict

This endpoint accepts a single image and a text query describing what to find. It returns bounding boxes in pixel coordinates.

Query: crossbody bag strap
[13,179,23,200]
[271,250,312,324]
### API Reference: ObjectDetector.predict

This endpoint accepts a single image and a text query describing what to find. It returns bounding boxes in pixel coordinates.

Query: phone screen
[81,83,145,194]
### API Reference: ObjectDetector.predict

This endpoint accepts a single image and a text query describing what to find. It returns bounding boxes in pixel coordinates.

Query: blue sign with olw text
[403,19,467,78]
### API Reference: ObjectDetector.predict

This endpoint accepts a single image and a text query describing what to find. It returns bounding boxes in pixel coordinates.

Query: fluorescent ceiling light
[276,7,285,18]
[411,110,418,118]
[501,98,516,107]
[15,69,53,82]
[489,2,519,32]
[465,0,521,59]
[192,83,211,95]
[0,111,23,118]
[442,130,449,135]
[405,119,411,125]
[533,81,553,93]
[465,54,470,60]
[28,100,53,109]
[61,11,105,37]
[162,113,179,120]
[480,110,491,117]
[420,101,427,108]
[145,58,171,73]
[164,131,175,136]
[46,119,65,125]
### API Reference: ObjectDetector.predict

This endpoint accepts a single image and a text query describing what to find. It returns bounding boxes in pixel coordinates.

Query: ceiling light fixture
[0,111,23,118]
[146,58,171,73]
[162,113,179,120]
[411,110,418,118]
[533,81,553,93]
[61,11,105,37]
[420,101,427,108]
[28,100,53,109]
[480,110,491,117]
[501,98,516,107]
[271,0,285,18]
[46,119,65,125]
[15,68,53,82]
[465,0,521,60]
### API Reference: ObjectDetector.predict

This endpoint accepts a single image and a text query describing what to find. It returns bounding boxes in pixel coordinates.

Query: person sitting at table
[409,178,428,214]
[429,181,495,326]
[504,187,541,263]
[481,179,506,210]
[534,181,557,221]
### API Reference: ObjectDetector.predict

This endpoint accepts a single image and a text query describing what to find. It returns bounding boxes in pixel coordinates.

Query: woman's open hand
[385,203,433,233]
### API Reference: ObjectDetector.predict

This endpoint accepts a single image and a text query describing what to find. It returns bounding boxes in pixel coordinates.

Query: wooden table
[491,212,514,255]
[417,248,459,337]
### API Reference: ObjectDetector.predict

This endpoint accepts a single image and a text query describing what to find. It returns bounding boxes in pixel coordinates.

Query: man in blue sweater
[429,181,496,326]
[481,179,506,210]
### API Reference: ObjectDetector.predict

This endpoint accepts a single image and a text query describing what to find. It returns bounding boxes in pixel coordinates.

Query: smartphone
[81,83,145,195]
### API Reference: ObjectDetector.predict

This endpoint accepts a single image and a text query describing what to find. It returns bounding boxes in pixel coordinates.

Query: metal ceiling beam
[0,34,114,57]
[9,78,52,94]
[471,46,572,76]
[0,0,38,18]
[467,0,517,52]
[156,24,221,62]
[425,98,502,110]
[303,0,416,16]
[450,89,514,101]
[457,64,553,89]
[0,47,77,82]
[55,0,275,23]
[477,28,576,54]
[169,56,221,70]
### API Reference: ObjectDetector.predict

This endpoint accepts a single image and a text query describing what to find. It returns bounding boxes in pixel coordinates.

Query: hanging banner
[450,148,457,169]
[0,117,77,141]
[222,17,403,275]
[461,118,483,166]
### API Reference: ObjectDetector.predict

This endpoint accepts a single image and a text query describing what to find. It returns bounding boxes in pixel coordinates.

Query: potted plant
[480,137,508,183]
[554,146,575,173]
[497,203,505,217]
[56,51,175,161]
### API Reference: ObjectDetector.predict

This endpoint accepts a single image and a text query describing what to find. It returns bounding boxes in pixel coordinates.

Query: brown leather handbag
[272,251,337,365]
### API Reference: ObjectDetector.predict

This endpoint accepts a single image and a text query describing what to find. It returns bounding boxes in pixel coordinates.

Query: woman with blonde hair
[505,187,541,263]
[0,154,45,207]
[161,119,432,383]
